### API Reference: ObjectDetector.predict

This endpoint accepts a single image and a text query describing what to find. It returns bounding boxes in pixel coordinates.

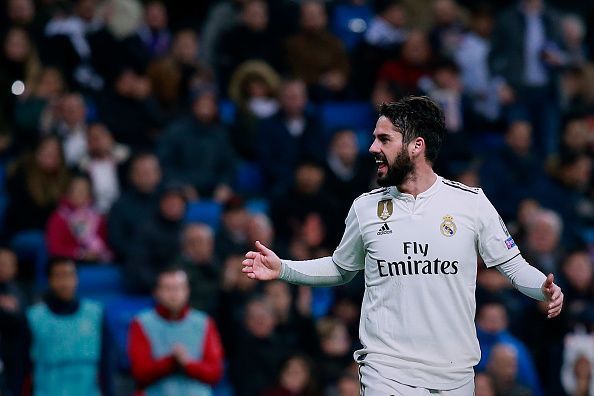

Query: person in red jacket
[46,173,112,263]
[128,266,224,396]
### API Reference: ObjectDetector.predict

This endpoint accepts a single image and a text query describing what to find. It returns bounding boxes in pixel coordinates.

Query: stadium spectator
[454,5,500,124]
[215,196,250,260]
[489,0,564,155]
[175,223,221,316]
[0,27,41,132]
[475,372,497,396]
[246,213,275,248]
[0,248,27,396]
[43,0,104,91]
[423,58,472,137]
[136,1,171,59]
[377,29,433,95]
[5,135,70,237]
[128,266,224,396]
[558,115,592,156]
[560,15,588,67]
[46,174,112,263]
[146,29,214,120]
[158,83,236,200]
[218,254,259,355]
[48,92,89,166]
[257,78,324,198]
[263,281,319,357]
[262,354,320,396]
[125,182,187,293]
[316,317,354,391]
[538,152,593,248]
[487,343,534,396]
[285,0,351,101]
[558,251,594,327]
[200,0,246,68]
[476,301,543,396]
[334,370,361,396]
[107,152,161,261]
[95,68,161,150]
[24,257,114,396]
[480,120,546,221]
[216,0,281,90]
[271,160,338,251]
[230,297,289,396]
[522,209,564,275]
[13,67,65,146]
[364,0,408,49]
[228,60,280,160]
[351,0,408,98]
[4,0,36,30]
[428,0,466,57]
[77,123,129,213]
[323,129,374,219]
[560,331,594,396]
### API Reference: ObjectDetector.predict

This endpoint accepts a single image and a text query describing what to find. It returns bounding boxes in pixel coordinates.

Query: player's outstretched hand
[542,273,563,319]
[242,240,281,281]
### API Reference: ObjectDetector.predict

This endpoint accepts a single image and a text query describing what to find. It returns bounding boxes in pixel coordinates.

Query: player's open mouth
[375,158,388,173]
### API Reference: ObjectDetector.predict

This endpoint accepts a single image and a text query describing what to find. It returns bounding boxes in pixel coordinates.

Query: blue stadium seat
[78,265,124,302]
[104,296,154,370]
[319,101,376,136]
[331,3,374,52]
[185,200,223,231]
[245,198,269,215]
[234,161,264,195]
[219,99,236,124]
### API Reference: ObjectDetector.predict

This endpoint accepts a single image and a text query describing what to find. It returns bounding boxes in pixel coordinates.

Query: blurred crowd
[0,0,593,395]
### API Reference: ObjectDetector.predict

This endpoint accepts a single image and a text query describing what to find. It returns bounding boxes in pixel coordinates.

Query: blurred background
[0,0,593,395]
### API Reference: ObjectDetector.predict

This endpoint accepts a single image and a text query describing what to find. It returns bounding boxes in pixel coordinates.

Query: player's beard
[376,146,414,187]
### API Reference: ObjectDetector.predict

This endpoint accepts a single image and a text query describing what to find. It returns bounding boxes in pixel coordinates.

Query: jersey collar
[389,174,443,200]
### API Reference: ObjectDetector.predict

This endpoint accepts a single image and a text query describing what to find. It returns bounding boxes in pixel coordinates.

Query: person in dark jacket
[479,120,546,222]
[258,78,324,198]
[108,153,162,261]
[0,249,27,396]
[488,0,564,155]
[158,84,236,201]
[174,224,221,317]
[124,183,187,294]
[23,257,114,396]
[216,0,282,89]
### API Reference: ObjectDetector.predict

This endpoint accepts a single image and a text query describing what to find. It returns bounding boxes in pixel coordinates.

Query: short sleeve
[477,189,520,268]
[332,203,365,271]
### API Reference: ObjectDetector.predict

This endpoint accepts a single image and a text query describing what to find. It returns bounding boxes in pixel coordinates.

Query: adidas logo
[377,223,392,235]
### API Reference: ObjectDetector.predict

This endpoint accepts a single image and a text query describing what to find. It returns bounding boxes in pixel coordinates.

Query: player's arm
[476,190,563,318]
[494,254,563,318]
[243,203,364,286]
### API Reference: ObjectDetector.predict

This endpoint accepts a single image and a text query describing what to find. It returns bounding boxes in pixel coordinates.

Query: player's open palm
[242,240,281,280]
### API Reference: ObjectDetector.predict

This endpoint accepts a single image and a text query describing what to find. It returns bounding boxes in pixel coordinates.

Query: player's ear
[411,137,425,155]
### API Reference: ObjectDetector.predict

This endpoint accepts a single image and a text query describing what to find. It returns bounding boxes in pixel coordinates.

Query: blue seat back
[185,200,223,231]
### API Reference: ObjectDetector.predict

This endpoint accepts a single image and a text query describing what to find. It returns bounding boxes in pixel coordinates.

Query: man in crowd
[128,266,224,395]
[24,257,114,395]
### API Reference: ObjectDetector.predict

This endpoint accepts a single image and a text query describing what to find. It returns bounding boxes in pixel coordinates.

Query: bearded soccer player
[242,96,563,395]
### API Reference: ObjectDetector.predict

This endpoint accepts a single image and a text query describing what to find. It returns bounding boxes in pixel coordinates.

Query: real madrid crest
[377,199,393,220]
[440,215,456,237]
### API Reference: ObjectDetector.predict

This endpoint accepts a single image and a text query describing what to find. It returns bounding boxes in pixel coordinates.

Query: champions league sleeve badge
[440,215,457,237]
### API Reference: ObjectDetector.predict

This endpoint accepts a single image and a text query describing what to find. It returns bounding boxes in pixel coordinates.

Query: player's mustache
[374,154,388,164]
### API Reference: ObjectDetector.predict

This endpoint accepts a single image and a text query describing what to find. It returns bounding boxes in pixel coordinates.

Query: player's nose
[369,139,380,154]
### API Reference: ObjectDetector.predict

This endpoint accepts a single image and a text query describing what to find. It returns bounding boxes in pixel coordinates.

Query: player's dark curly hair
[379,96,447,163]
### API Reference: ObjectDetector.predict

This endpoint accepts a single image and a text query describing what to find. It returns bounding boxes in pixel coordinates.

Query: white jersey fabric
[331,175,521,390]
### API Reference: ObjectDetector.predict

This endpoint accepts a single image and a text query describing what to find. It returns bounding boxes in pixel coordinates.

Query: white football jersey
[332,175,520,390]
